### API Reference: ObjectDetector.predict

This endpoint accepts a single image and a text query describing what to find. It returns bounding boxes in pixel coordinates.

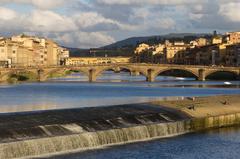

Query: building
[212,36,223,44]
[0,39,34,67]
[134,43,151,54]
[65,57,131,66]
[164,43,188,64]
[196,38,208,46]
[225,44,240,66]
[194,45,220,66]
[132,31,240,66]
[59,48,70,65]
[226,32,240,44]
[0,34,69,67]
[152,44,165,55]
[217,43,231,65]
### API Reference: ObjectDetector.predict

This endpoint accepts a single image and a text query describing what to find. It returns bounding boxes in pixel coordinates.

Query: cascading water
[1,121,188,159]
[1,105,240,159]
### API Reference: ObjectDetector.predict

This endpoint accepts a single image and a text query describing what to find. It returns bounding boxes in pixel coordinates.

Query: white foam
[224,82,232,85]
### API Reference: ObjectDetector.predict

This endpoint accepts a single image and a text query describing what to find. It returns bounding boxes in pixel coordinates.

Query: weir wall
[1,113,240,159]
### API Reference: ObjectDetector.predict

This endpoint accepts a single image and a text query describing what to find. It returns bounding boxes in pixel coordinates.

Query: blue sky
[0,0,240,48]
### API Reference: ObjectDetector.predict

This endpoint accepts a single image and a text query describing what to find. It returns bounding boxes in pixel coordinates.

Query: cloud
[97,0,205,6]
[73,12,121,32]
[0,6,116,48]
[0,0,66,9]
[219,2,240,22]
[0,7,17,20]
[56,32,115,48]
[28,10,77,32]
[0,0,240,48]
[187,0,240,31]
[31,0,66,9]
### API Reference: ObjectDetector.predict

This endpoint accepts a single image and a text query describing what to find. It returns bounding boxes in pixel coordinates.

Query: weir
[1,104,240,158]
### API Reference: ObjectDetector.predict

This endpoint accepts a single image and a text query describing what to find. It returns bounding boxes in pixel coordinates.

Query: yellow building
[134,43,151,54]
[152,44,165,55]
[212,36,223,44]
[226,32,240,44]
[65,57,131,66]
[196,38,208,46]
[0,34,69,67]
[164,44,188,64]
[59,48,70,65]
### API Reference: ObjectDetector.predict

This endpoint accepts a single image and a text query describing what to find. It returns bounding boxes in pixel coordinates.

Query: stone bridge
[0,64,240,82]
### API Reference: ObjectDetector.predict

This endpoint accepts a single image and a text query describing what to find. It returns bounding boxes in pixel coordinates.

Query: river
[0,71,239,113]
[0,71,240,158]
[50,126,240,159]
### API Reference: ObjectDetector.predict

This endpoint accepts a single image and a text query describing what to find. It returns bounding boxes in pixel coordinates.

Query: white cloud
[28,10,77,32]
[0,0,66,9]
[219,2,240,22]
[31,0,66,9]
[155,18,176,29]
[97,0,206,5]
[56,32,115,48]
[1,0,240,48]
[0,7,17,20]
[73,12,119,30]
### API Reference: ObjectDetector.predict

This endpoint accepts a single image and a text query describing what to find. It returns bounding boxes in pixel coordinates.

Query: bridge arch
[0,71,16,81]
[205,70,239,80]
[0,70,38,82]
[42,68,89,81]
[154,68,199,80]
[92,65,149,82]
[95,66,133,78]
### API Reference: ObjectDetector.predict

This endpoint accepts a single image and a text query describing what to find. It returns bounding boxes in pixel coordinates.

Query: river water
[50,126,240,159]
[0,71,239,113]
[1,71,240,158]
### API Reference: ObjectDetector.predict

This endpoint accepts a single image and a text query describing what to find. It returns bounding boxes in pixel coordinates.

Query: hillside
[102,33,211,49]
[66,33,211,57]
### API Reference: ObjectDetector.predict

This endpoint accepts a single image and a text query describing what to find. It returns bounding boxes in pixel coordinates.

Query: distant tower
[213,30,217,36]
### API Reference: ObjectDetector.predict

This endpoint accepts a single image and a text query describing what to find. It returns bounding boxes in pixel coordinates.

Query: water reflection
[0,71,239,113]
[50,71,240,88]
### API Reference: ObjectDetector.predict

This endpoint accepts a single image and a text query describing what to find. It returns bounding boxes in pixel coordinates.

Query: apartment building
[225,44,240,66]
[0,34,69,67]
[226,32,240,44]
[164,42,188,64]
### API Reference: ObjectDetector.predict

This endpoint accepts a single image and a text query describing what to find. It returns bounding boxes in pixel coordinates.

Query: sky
[0,0,240,48]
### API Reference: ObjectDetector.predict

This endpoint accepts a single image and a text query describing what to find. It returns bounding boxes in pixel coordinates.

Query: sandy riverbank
[152,95,240,118]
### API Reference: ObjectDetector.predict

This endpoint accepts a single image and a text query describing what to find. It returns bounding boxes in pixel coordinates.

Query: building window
[13,50,16,54]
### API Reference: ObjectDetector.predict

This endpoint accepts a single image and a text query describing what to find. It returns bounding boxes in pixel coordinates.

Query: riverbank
[1,95,240,158]
[152,95,240,118]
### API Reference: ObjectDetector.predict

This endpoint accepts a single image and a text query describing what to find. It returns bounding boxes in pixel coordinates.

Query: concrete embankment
[152,95,240,118]
[1,95,240,158]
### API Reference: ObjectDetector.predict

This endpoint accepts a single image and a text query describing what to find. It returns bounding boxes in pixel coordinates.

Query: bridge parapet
[0,64,239,83]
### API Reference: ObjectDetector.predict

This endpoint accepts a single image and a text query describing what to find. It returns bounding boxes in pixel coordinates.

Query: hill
[102,33,211,49]
[66,33,211,57]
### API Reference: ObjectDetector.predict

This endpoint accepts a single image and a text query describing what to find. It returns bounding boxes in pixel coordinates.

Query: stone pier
[89,69,97,82]
[198,69,206,81]
[147,69,155,82]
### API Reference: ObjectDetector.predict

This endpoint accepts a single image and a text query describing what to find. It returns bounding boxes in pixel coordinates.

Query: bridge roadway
[0,63,239,82]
